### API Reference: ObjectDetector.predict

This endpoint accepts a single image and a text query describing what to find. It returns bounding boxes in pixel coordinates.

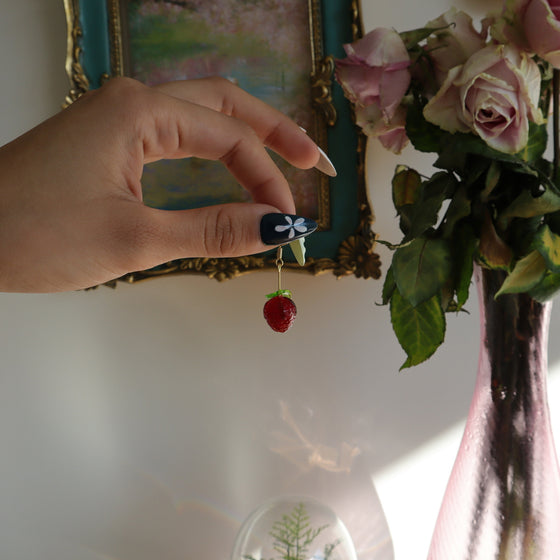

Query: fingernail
[260,213,318,246]
[316,147,337,177]
[298,127,337,177]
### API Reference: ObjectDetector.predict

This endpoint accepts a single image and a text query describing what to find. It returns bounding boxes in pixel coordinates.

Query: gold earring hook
[275,246,284,292]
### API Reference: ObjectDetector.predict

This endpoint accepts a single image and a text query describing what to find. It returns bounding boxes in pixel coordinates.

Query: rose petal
[379,67,411,119]
[425,8,488,84]
[423,66,471,133]
[349,28,410,67]
[525,0,560,68]
[379,128,409,154]
[335,61,382,106]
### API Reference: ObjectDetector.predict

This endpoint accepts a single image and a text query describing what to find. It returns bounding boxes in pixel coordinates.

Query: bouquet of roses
[336,0,560,368]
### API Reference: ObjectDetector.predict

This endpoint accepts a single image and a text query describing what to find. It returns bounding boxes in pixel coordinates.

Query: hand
[0,77,328,292]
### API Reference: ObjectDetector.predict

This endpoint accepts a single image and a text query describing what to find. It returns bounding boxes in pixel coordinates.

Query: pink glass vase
[428,264,560,559]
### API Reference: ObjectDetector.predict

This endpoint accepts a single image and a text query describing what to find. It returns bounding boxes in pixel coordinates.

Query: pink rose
[489,0,530,48]
[424,8,488,86]
[355,104,409,154]
[524,0,560,67]
[491,0,560,66]
[423,44,543,153]
[335,28,411,121]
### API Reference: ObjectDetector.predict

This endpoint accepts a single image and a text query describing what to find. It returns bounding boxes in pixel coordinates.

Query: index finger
[135,86,297,214]
[153,77,321,170]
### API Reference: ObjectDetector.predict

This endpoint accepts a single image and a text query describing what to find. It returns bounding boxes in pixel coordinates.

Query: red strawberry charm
[263,290,297,333]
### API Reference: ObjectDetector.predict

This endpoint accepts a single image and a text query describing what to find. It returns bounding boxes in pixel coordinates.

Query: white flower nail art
[274,216,308,239]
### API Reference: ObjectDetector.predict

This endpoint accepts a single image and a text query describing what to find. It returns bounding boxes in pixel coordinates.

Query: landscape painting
[123,0,323,222]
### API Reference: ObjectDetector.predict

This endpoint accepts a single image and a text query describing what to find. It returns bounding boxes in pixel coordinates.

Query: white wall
[0,1,559,560]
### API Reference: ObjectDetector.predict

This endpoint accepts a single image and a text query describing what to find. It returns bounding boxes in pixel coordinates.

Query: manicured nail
[316,146,337,177]
[298,127,337,177]
[260,213,318,246]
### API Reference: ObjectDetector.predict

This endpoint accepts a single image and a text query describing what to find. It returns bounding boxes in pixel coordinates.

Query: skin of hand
[0,77,322,293]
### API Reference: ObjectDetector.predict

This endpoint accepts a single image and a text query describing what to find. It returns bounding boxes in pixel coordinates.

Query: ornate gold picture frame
[64,0,380,283]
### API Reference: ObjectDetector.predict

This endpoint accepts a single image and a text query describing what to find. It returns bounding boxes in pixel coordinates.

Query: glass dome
[231,495,357,560]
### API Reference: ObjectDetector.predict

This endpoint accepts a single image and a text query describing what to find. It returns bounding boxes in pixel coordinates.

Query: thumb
[137,203,317,264]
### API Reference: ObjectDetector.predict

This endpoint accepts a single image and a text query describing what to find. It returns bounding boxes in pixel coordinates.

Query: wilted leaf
[392,237,452,306]
[499,188,560,223]
[390,290,446,369]
[528,270,560,302]
[399,26,439,48]
[496,251,547,297]
[392,167,422,208]
[534,224,560,272]
[477,211,513,270]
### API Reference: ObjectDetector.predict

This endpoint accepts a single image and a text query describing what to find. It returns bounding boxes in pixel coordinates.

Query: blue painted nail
[260,213,318,246]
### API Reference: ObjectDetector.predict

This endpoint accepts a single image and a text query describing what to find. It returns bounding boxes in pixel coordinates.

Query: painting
[63,0,380,282]
[123,0,324,225]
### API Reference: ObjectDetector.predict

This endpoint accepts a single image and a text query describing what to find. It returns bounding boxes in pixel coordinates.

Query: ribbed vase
[428,264,560,559]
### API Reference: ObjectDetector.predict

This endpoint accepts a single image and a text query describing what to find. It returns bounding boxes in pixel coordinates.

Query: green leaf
[266,289,292,299]
[392,237,452,306]
[496,251,547,297]
[498,186,560,223]
[446,131,527,164]
[534,224,560,272]
[528,270,560,302]
[546,209,560,234]
[399,26,439,48]
[390,290,446,369]
[398,173,453,240]
[382,266,396,305]
[434,144,467,174]
[482,160,501,200]
[425,170,457,195]
[453,224,477,308]
[405,102,444,153]
[521,122,548,163]
[441,184,471,237]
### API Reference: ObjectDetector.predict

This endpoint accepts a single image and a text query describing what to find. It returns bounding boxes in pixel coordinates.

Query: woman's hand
[0,77,331,292]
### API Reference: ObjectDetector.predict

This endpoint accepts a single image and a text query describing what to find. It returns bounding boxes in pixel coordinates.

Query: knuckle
[203,76,239,116]
[205,75,233,89]
[99,76,145,101]
[219,124,259,168]
[100,77,150,121]
[203,207,240,257]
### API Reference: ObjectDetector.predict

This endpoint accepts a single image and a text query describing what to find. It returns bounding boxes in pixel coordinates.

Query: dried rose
[335,28,411,121]
[423,44,543,153]
[491,0,560,67]
[524,0,560,67]
[355,103,408,154]
[424,8,488,86]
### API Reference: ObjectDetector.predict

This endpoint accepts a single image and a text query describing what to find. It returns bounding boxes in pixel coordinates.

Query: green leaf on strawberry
[266,289,292,299]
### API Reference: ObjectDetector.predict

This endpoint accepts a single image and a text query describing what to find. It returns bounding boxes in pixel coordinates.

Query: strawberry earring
[263,246,297,333]
[260,213,318,333]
